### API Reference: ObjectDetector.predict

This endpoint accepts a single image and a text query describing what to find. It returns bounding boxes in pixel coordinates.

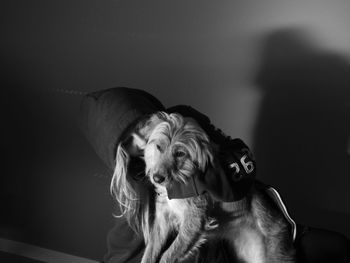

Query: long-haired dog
[112,112,296,263]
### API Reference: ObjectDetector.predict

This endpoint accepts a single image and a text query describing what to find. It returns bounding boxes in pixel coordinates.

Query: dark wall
[1,89,115,260]
[254,29,350,236]
[2,0,350,260]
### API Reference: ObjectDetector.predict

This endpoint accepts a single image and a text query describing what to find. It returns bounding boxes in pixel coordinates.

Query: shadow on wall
[253,28,350,237]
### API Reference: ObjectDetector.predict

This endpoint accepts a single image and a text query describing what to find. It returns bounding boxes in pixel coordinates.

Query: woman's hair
[110,115,153,235]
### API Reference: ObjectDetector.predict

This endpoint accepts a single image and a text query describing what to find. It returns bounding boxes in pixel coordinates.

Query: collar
[219,197,250,214]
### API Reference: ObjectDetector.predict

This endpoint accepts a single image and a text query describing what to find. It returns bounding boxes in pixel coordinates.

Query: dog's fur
[112,112,296,263]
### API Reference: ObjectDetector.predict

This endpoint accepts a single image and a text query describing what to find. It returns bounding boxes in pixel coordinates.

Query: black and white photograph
[1,0,350,262]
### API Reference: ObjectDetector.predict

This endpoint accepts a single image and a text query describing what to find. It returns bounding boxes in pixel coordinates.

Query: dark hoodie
[80,87,256,263]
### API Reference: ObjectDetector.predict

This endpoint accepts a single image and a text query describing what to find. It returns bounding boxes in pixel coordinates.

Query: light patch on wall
[211,86,262,147]
[217,0,350,55]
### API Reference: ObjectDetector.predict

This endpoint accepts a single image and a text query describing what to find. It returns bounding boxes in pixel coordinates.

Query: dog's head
[143,112,213,189]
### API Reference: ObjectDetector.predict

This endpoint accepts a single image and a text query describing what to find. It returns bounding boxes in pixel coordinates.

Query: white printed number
[229,154,254,177]
[240,155,254,174]
[229,162,240,175]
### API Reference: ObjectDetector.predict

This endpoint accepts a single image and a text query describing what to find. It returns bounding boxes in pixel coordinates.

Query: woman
[80,87,350,263]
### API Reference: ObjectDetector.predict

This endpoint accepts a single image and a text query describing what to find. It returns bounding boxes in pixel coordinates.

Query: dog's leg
[224,220,266,263]
[141,214,173,263]
[252,192,296,263]
[262,221,296,263]
[265,234,296,263]
[159,212,205,263]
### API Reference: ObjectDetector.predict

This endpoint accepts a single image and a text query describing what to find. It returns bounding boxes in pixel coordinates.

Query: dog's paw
[140,258,150,263]
[159,255,172,263]
[159,252,179,263]
[141,258,155,263]
[141,254,156,263]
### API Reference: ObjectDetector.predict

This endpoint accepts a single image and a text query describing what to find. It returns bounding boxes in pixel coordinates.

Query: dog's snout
[153,173,165,184]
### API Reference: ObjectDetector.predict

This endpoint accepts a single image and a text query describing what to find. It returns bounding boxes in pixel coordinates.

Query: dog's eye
[174,150,186,158]
[156,144,162,152]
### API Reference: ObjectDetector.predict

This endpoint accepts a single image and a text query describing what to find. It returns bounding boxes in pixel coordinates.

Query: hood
[80,87,165,170]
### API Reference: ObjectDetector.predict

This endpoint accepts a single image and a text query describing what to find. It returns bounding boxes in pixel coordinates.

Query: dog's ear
[121,113,164,157]
[183,117,215,171]
[138,113,164,138]
[121,133,147,158]
[126,112,165,156]
[196,137,214,172]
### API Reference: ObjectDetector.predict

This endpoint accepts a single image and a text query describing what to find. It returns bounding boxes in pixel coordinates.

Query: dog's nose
[153,173,165,184]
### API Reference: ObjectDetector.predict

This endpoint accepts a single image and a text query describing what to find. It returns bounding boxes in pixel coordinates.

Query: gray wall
[2,0,350,260]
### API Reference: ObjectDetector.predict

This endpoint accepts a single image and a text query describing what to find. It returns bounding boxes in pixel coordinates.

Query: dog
[112,112,296,263]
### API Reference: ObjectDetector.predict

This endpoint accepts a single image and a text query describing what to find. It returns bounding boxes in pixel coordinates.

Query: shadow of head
[253,27,350,236]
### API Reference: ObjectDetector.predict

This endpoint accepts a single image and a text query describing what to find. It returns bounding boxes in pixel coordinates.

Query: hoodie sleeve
[103,218,144,263]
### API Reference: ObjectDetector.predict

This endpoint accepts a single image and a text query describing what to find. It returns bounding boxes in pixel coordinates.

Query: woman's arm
[104,218,144,263]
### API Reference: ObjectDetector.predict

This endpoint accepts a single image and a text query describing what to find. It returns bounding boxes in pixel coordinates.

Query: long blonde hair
[110,115,153,235]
